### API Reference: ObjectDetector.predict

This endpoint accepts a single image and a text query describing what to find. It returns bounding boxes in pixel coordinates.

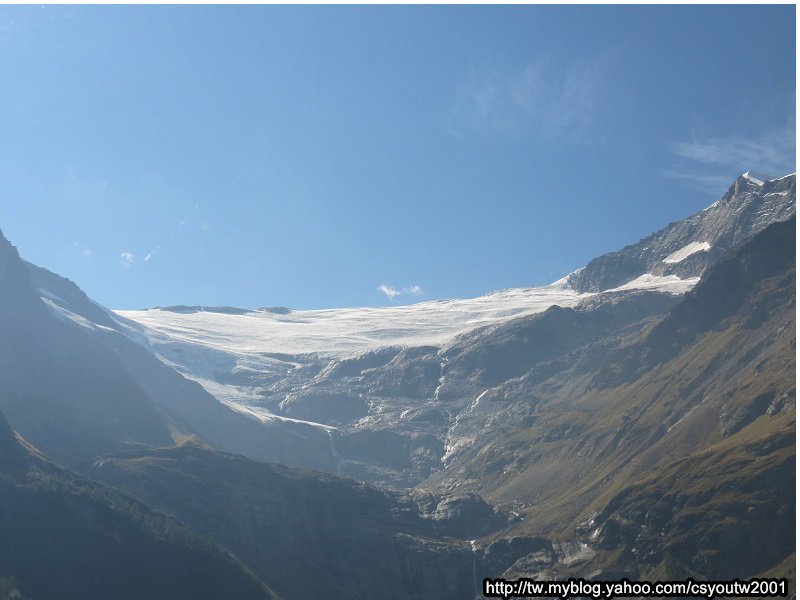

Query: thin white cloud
[448,57,606,142]
[378,283,424,301]
[120,251,134,268]
[377,284,401,300]
[671,128,795,175]
[666,126,795,192]
[659,170,737,195]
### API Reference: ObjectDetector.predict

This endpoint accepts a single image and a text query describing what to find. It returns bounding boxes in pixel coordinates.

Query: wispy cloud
[120,251,134,269]
[671,129,795,173]
[448,57,606,142]
[377,284,424,301]
[377,284,401,300]
[666,126,795,192]
[659,170,738,195]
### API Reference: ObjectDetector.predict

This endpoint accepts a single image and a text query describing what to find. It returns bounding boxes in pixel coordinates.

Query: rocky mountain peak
[566,172,795,293]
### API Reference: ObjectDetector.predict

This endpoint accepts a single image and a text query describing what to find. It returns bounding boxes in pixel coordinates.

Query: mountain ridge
[14,172,794,488]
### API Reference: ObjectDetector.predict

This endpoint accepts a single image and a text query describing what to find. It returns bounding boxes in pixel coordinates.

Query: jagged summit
[566,171,795,293]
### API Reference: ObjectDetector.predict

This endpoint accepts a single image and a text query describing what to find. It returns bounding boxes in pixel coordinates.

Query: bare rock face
[482,536,554,576]
[413,492,511,538]
[279,390,370,424]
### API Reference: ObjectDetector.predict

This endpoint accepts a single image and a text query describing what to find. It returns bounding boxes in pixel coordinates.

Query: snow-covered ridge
[115,275,698,358]
[116,282,589,357]
[115,171,794,361]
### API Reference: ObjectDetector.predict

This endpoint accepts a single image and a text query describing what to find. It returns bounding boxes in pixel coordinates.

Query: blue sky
[0,5,794,310]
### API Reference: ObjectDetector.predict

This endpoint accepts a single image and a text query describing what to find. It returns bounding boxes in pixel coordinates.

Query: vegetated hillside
[426,217,795,583]
[581,411,794,582]
[0,411,277,600]
[91,442,509,600]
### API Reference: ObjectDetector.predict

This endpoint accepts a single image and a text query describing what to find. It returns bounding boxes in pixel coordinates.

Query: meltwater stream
[327,430,344,475]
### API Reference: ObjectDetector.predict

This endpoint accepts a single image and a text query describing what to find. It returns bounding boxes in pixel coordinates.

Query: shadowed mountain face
[22,256,340,474]
[0,229,174,469]
[0,411,276,600]
[91,443,506,600]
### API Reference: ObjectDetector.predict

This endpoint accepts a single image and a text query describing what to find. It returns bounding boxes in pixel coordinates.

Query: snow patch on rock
[663,241,711,264]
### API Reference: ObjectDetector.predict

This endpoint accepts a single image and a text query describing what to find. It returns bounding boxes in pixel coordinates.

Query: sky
[0,5,795,310]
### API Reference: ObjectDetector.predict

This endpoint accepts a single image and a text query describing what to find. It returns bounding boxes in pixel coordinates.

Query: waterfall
[470,540,479,599]
[327,430,343,475]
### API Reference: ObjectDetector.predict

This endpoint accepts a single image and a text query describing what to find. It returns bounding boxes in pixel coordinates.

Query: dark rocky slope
[0,411,277,600]
[91,442,507,600]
